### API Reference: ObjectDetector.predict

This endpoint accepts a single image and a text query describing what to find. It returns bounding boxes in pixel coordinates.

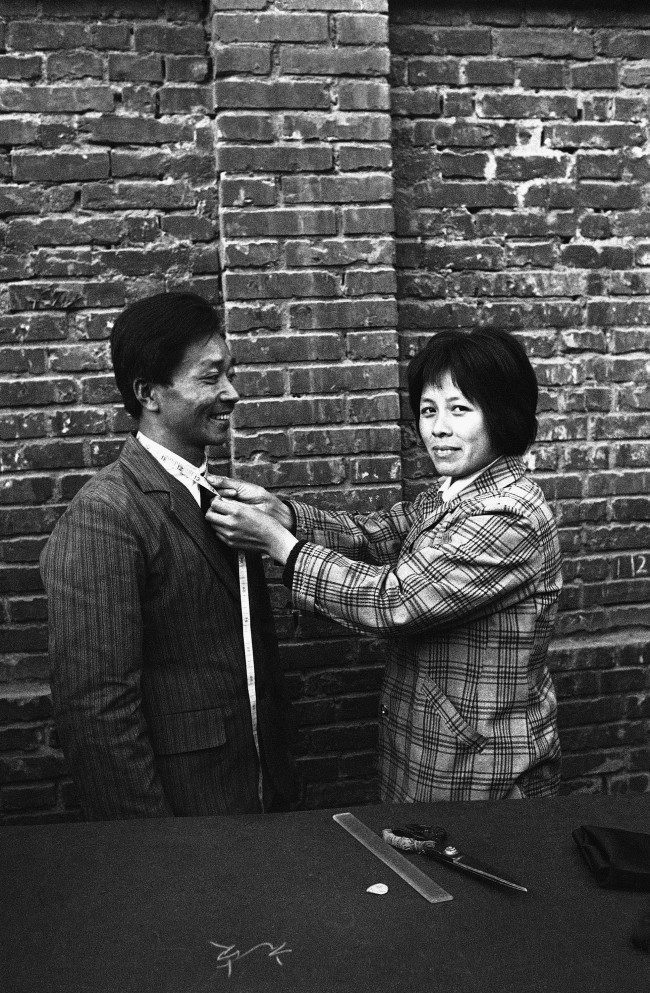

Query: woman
[207,328,562,802]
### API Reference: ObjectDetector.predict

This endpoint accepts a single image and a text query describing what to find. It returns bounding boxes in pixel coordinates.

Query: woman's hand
[205,475,294,530]
[206,495,298,565]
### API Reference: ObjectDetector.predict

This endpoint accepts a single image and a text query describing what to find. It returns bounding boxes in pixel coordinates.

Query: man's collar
[136,431,208,477]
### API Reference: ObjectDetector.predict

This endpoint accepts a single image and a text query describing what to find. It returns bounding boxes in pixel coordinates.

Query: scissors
[382,822,528,893]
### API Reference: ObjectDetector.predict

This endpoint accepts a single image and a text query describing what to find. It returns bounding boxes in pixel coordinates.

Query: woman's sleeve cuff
[281,499,297,535]
[282,539,306,587]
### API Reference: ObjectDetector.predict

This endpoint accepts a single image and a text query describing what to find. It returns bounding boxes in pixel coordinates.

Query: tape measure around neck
[147,449,264,809]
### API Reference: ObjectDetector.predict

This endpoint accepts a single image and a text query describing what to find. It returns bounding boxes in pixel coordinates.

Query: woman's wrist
[272,497,295,532]
[266,526,299,565]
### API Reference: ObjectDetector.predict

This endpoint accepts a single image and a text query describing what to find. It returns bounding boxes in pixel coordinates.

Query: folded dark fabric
[573,824,650,891]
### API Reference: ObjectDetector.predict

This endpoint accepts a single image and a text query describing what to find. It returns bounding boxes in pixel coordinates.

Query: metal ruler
[333,812,453,904]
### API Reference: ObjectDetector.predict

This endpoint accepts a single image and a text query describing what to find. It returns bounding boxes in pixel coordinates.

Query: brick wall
[0,0,647,822]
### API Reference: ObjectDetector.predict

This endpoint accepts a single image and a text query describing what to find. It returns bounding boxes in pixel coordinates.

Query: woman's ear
[133,378,159,412]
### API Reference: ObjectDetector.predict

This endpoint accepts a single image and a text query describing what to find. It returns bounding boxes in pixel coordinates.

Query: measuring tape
[142,444,264,809]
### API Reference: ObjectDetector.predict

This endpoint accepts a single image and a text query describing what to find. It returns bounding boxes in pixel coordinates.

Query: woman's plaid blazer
[287,456,562,802]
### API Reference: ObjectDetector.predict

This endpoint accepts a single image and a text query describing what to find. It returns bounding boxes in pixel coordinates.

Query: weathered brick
[82,115,192,146]
[408,58,463,87]
[338,80,390,111]
[7,21,89,50]
[545,123,645,150]
[232,333,342,365]
[217,144,332,173]
[213,12,329,44]
[280,45,389,76]
[391,26,491,56]
[215,113,275,143]
[344,269,396,296]
[335,12,389,45]
[235,396,345,429]
[164,55,211,83]
[0,118,39,146]
[0,55,42,80]
[81,181,197,211]
[212,43,272,76]
[599,32,650,59]
[340,205,394,234]
[414,120,517,147]
[45,50,104,80]
[283,174,392,204]
[571,61,619,89]
[516,61,567,89]
[107,54,164,82]
[280,112,391,143]
[466,58,515,86]
[215,79,330,110]
[222,207,336,237]
[0,86,114,113]
[493,28,594,59]
[9,280,126,311]
[91,23,131,51]
[12,150,109,183]
[224,270,339,301]
[392,88,442,117]
[480,94,579,120]
[220,177,277,208]
[338,144,392,171]
[290,299,397,330]
[289,362,397,395]
[133,24,206,55]
[159,86,214,115]
[285,238,393,268]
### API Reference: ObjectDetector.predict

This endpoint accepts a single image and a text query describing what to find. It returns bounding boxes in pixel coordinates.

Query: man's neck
[136,422,205,468]
[136,427,205,469]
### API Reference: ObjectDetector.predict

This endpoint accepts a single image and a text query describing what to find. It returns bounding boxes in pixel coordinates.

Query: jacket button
[380,705,388,716]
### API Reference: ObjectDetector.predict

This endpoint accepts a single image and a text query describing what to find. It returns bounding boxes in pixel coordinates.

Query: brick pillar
[211,0,399,510]
[210,0,398,806]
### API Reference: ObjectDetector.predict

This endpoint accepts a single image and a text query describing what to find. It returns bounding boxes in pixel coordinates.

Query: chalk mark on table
[207,940,292,979]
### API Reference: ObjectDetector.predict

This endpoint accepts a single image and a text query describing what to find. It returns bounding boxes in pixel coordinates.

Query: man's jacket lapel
[118,435,240,601]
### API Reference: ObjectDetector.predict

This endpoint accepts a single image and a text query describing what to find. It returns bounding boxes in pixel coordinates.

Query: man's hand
[206,495,297,565]
[206,475,294,530]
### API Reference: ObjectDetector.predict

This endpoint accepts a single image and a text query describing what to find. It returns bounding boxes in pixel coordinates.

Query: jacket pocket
[147,708,227,755]
[422,680,488,752]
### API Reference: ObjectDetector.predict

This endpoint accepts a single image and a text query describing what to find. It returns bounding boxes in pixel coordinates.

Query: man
[40,291,296,820]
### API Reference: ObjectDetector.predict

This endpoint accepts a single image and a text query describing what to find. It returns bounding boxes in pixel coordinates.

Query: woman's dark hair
[407,328,538,456]
[110,291,222,419]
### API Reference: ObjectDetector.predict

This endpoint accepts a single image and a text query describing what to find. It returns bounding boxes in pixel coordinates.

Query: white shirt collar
[437,458,499,503]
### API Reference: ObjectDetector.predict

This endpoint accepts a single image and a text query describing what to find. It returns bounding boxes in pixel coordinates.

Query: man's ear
[133,379,160,412]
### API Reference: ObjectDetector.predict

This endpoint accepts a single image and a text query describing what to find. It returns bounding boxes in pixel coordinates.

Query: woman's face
[419,371,498,480]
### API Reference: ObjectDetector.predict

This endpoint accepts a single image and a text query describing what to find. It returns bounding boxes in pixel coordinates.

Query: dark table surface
[1,795,649,992]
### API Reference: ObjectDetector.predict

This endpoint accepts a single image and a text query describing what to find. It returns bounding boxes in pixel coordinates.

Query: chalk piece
[366,883,388,895]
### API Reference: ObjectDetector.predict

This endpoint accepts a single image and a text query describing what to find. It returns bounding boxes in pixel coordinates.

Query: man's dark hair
[110,291,222,419]
[407,328,538,456]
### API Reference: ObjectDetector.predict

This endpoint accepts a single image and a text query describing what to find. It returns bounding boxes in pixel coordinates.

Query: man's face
[151,334,239,464]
